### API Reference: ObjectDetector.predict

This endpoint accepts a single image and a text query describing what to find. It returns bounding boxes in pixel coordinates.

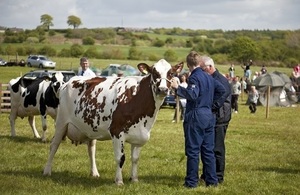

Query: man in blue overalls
[171,51,226,188]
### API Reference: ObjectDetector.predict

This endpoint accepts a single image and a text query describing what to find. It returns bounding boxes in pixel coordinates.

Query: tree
[230,36,260,63]
[67,15,82,29]
[40,14,54,30]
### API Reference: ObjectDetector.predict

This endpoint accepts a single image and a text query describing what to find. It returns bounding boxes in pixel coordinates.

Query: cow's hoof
[115,180,124,186]
[43,167,52,176]
[90,172,100,177]
[129,177,139,182]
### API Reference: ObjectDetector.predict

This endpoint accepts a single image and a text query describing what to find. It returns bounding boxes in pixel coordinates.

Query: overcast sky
[0,0,299,31]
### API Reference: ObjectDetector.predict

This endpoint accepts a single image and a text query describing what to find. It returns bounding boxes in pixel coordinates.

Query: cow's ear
[173,61,184,73]
[137,63,151,75]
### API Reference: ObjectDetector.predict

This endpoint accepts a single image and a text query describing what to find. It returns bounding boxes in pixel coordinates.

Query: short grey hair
[201,56,215,68]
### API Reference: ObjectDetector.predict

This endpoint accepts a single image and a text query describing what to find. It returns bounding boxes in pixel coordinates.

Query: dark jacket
[176,68,226,124]
[211,69,232,126]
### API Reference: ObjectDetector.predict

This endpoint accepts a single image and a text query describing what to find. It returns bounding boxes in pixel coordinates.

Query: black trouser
[201,124,228,183]
[214,125,227,183]
[249,102,257,113]
[231,95,239,111]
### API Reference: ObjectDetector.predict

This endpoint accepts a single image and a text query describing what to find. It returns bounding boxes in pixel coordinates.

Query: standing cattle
[43,59,183,185]
[9,72,64,142]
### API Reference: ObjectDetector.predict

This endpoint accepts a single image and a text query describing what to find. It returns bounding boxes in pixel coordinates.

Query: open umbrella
[253,72,285,87]
[272,71,292,88]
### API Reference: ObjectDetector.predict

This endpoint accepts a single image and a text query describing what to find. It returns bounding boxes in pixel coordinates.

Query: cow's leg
[87,139,100,177]
[43,123,67,176]
[112,135,125,186]
[28,116,41,138]
[9,109,17,137]
[130,144,142,182]
[41,115,47,142]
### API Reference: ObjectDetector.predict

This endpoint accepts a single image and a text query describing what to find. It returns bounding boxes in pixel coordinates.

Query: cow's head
[50,72,65,97]
[137,59,184,95]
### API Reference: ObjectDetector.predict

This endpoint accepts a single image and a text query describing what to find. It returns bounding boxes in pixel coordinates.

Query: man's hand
[171,77,179,89]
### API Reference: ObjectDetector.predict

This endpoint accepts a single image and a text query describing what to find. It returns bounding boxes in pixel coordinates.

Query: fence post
[0,83,11,113]
[266,85,270,119]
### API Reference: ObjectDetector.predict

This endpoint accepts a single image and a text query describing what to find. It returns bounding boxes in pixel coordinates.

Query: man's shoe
[183,184,197,188]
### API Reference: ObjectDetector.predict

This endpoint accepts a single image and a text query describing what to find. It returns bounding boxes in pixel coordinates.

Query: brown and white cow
[43,59,183,185]
[9,72,64,142]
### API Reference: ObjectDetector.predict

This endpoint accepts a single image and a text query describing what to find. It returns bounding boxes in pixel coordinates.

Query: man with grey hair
[78,57,96,77]
[199,55,232,184]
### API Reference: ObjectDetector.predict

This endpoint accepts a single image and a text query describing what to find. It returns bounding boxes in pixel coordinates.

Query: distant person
[248,86,259,113]
[228,64,235,78]
[260,65,267,74]
[231,76,241,113]
[252,71,259,82]
[78,57,96,77]
[241,60,253,80]
[172,73,188,122]
[292,64,300,78]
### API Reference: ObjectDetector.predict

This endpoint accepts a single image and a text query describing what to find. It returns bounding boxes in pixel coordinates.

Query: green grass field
[0,103,299,194]
[0,60,299,194]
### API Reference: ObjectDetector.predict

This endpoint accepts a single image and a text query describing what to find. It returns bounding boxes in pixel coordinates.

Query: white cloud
[0,0,299,30]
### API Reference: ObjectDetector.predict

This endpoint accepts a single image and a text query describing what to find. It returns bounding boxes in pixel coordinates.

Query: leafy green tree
[40,14,54,30]
[67,15,82,29]
[230,36,260,63]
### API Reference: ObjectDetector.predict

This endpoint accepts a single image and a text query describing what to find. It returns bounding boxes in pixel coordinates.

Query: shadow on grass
[1,168,182,187]
[0,135,45,144]
[257,165,300,174]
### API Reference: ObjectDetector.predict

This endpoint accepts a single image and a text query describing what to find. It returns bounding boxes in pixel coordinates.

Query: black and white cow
[43,59,184,185]
[9,72,64,141]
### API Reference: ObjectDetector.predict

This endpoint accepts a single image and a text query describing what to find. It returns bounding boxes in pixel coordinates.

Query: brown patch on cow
[109,76,156,138]
[72,77,109,131]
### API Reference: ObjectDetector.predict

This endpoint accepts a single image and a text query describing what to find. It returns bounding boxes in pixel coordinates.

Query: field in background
[0,57,294,84]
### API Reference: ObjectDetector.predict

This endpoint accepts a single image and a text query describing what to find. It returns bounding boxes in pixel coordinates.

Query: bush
[70,44,84,57]
[128,47,143,60]
[26,37,39,43]
[84,46,99,58]
[82,36,95,45]
[153,38,165,47]
[164,49,178,62]
[38,46,57,57]
[101,48,124,59]
[24,46,37,55]
[48,30,56,36]
[58,48,71,57]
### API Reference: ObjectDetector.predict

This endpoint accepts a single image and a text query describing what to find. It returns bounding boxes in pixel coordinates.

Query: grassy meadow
[0,60,299,194]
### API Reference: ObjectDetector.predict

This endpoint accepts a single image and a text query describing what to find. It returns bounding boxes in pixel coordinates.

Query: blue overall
[177,67,226,187]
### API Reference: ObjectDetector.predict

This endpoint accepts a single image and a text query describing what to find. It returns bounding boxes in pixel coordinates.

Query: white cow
[9,72,64,141]
[43,59,184,185]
